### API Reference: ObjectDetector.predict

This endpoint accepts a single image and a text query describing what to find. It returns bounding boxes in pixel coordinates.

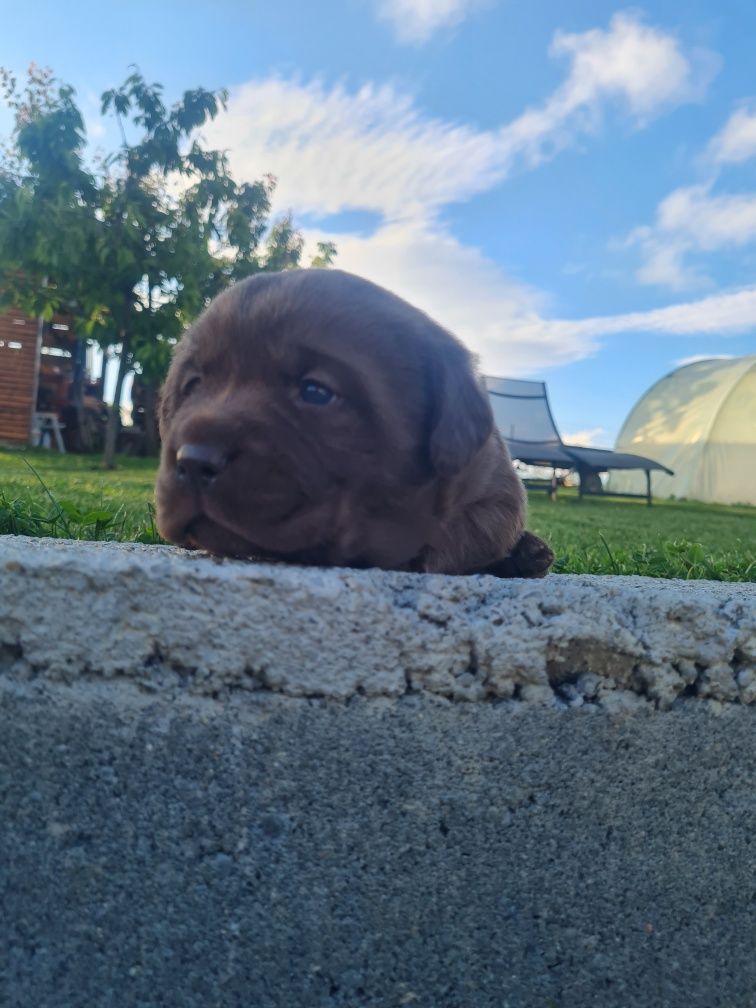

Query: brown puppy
[156,269,553,577]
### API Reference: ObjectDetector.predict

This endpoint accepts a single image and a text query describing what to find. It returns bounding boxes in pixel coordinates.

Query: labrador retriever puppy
[155,269,553,578]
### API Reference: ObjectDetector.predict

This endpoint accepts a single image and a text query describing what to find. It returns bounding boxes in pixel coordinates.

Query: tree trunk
[102,336,130,470]
[141,381,161,457]
[71,338,92,452]
[96,346,108,401]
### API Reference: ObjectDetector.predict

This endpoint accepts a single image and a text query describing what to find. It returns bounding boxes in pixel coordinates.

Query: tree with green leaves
[0,65,106,449]
[0,65,336,466]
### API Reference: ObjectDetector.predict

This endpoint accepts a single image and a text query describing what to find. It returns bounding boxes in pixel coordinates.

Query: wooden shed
[0,307,91,447]
[0,308,41,445]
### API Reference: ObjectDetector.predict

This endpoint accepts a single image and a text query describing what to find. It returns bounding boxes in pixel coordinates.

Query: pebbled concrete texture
[1,535,756,1008]
[1,536,754,709]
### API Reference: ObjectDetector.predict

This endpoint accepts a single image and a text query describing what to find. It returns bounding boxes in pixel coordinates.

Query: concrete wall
[1,536,755,1007]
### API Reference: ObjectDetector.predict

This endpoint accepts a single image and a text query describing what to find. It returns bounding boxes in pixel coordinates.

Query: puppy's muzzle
[176,443,232,491]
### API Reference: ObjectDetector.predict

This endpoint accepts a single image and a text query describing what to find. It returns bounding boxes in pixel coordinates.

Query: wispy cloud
[300,220,585,375]
[566,285,756,338]
[200,12,729,375]
[632,236,701,290]
[205,78,502,222]
[494,12,714,174]
[626,100,756,290]
[544,12,713,124]
[374,0,489,44]
[562,427,608,446]
[626,183,756,289]
[706,102,756,166]
[301,221,756,376]
[204,13,714,225]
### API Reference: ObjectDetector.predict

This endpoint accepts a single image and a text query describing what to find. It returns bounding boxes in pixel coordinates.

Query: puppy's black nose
[176,444,229,489]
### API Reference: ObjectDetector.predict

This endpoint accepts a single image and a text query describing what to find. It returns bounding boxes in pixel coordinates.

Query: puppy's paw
[512,531,554,578]
[479,531,555,579]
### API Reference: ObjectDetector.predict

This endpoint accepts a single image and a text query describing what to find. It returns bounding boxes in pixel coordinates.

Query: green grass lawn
[0,448,161,545]
[1,446,755,581]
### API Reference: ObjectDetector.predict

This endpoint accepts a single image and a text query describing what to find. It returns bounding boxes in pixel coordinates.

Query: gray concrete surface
[2,536,754,708]
[1,536,755,1007]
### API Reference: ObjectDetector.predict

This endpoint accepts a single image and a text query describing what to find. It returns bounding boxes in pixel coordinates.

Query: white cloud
[658,185,756,248]
[374,0,488,44]
[633,236,701,290]
[562,427,608,446]
[627,183,756,289]
[571,286,756,338]
[300,221,756,378]
[707,102,756,166]
[204,78,502,222]
[203,13,713,224]
[626,97,756,290]
[301,220,593,374]
[496,11,706,173]
[547,12,713,123]
[198,13,730,376]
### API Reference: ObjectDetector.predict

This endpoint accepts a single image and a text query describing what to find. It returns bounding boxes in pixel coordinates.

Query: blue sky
[3,0,756,444]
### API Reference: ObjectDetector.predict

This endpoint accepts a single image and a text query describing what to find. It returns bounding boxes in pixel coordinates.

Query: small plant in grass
[132,503,164,545]
[0,489,163,544]
[0,462,163,544]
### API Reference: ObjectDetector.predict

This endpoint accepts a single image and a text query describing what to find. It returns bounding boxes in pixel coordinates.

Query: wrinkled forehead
[187,276,430,408]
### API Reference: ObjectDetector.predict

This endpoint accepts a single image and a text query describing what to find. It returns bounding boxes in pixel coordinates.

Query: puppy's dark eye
[299,379,335,406]
[181,376,201,398]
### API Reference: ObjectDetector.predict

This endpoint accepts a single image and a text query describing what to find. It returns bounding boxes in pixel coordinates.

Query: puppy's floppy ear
[427,342,494,477]
[158,360,179,437]
[158,337,191,438]
[157,378,175,439]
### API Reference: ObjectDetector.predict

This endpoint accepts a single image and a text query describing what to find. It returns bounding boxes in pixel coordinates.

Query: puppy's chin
[183,516,263,558]
[156,486,333,561]
[155,462,437,568]
[181,510,425,570]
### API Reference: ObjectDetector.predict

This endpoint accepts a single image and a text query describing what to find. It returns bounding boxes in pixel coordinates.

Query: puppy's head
[155,269,493,568]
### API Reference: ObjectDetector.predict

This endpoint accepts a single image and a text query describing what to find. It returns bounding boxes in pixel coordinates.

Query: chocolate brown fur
[155,269,553,577]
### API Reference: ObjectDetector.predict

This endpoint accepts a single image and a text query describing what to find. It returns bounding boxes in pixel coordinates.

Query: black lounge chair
[485,376,673,505]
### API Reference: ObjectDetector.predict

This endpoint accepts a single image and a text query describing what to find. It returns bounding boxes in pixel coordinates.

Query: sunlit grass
[527,488,755,581]
[0,448,161,543]
[1,446,754,580]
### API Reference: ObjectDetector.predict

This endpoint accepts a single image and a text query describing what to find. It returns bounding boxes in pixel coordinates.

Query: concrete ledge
[1,536,754,708]
[1,537,756,1007]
